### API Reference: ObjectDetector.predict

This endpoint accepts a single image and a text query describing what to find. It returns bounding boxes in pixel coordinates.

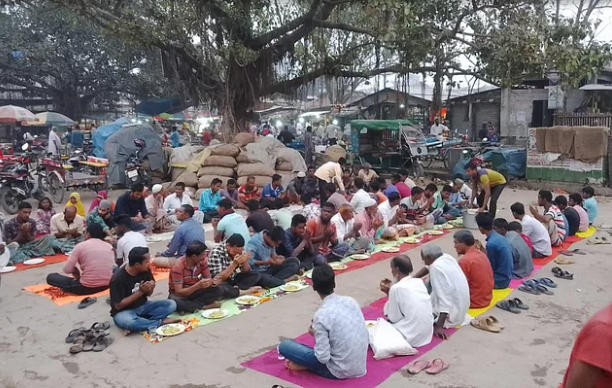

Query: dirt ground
[0,187,611,388]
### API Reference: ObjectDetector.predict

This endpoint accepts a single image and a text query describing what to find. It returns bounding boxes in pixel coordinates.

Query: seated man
[423,184,447,224]
[342,168,354,195]
[5,202,55,264]
[331,204,370,255]
[114,183,152,231]
[568,193,589,233]
[269,197,293,230]
[357,162,378,185]
[286,172,307,203]
[246,200,275,233]
[349,178,371,214]
[219,178,246,210]
[246,227,301,288]
[262,174,284,199]
[307,202,349,264]
[529,190,567,246]
[412,244,470,339]
[323,183,349,212]
[511,202,551,257]
[209,233,262,291]
[110,247,179,334]
[508,221,533,253]
[493,218,533,279]
[377,192,416,238]
[50,205,84,253]
[46,224,115,295]
[453,230,494,309]
[380,255,433,347]
[450,178,472,209]
[436,185,461,221]
[115,215,147,266]
[238,176,261,206]
[380,177,399,198]
[199,178,223,223]
[475,213,513,289]
[369,181,387,205]
[168,241,251,313]
[581,186,598,225]
[212,199,250,247]
[163,182,199,224]
[278,215,316,269]
[301,193,321,221]
[554,195,579,237]
[354,198,384,241]
[86,199,115,239]
[155,205,205,268]
[279,265,368,379]
[303,166,320,199]
[393,174,411,199]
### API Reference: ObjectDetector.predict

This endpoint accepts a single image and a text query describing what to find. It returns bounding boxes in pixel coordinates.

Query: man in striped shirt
[530,190,567,247]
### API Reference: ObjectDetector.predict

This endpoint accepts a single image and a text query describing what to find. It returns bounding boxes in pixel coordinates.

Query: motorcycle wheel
[48,173,65,203]
[0,187,22,215]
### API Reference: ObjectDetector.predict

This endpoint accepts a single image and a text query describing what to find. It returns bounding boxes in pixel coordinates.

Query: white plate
[405,239,421,244]
[201,308,229,319]
[381,247,400,253]
[0,266,16,273]
[365,320,377,328]
[306,271,313,279]
[329,263,348,271]
[349,254,370,261]
[280,282,306,292]
[235,295,261,306]
[429,231,444,235]
[155,323,186,337]
[23,258,45,265]
[146,236,163,242]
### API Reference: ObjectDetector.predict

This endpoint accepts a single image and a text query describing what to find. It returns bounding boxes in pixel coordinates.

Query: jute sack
[234,132,255,147]
[210,143,240,157]
[198,166,234,177]
[237,175,272,187]
[235,152,250,163]
[198,175,219,189]
[177,170,198,187]
[202,155,237,168]
[194,188,205,200]
[276,160,293,171]
[237,163,275,177]
[325,145,347,162]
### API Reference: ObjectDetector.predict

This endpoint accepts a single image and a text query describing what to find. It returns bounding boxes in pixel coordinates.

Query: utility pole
[555,0,560,25]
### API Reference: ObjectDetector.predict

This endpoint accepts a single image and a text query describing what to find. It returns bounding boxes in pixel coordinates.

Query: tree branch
[311,19,378,37]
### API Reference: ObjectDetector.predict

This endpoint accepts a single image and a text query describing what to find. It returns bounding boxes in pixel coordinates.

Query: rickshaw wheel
[48,174,65,203]
[421,156,433,168]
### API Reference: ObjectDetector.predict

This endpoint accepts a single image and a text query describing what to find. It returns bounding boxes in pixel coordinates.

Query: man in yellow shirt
[465,162,507,217]
[315,158,346,203]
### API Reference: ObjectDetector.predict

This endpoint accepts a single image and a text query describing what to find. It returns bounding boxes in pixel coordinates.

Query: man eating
[86,199,115,239]
[475,213,513,289]
[246,227,301,288]
[453,230,494,309]
[307,202,349,264]
[114,183,152,231]
[208,234,262,291]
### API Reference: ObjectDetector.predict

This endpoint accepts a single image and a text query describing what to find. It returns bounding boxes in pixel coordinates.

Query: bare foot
[283,275,299,283]
[202,301,223,309]
[161,318,182,325]
[123,330,131,336]
[285,360,309,371]
[239,286,262,296]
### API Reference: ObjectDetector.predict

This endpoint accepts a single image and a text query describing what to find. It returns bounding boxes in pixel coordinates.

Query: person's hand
[529,205,538,215]
[139,281,154,294]
[271,256,284,265]
[72,268,80,279]
[396,207,405,216]
[71,229,81,237]
[477,207,486,213]
[352,222,362,233]
[426,197,435,206]
[379,280,391,295]
[434,325,447,340]
[20,222,30,231]
[198,278,213,289]
[212,276,222,286]
[373,218,384,229]
[324,228,334,238]
[303,231,312,242]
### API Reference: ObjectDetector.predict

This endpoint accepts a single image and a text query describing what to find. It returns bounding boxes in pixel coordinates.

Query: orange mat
[13,254,68,272]
[23,264,170,306]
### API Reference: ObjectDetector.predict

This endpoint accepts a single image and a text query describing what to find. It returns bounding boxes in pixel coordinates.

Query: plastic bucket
[462,209,479,230]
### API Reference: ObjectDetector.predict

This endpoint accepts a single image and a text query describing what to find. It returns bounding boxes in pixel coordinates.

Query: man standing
[304,126,315,166]
[208,234,262,291]
[529,190,567,246]
[70,124,84,148]
[262,174,284,199]
[511,202,552,257]
[307,202,349,264]
[315,158,346,203]
[155,205,204,268]
[115,215,147,266]
[465,162,507,217]
[169,126,180,148]
[278,214,316,269]
[279,265,368,379]
[246,227,301,288]
[430,118,448,138]
[47,126,62,157]
[199,178,222,222]
[277,125,295,144]
[114,183,152,231]
[110,247,179,334]
[475,213,513,289]
[50,205,84,253]
[238,176,261,206]
[453,230,494,309]
[493,218,533,279]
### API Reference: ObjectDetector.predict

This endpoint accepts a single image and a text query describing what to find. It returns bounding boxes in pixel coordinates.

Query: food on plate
[238,296,259,305]
[208,310,226,319]
[382,247,400,253]
[160,325,182,336]
[283,284,301,292]
[329,263,348,270]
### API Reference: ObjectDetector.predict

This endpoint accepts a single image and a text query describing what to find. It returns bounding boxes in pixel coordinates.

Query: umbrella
[0,105,36,123]
[25,111,75,126]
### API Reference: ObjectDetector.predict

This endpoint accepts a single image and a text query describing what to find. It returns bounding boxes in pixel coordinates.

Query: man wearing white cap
[145,184,172,232]
[450,178,473,209]
[353,197,384,241]
[286,171,307,203]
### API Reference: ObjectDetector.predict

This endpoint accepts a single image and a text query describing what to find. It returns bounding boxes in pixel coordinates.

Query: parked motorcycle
[0,144,45,214]
[124,138,151,188]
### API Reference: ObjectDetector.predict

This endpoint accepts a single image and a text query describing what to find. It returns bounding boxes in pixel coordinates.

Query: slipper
[533,283,554,295]
[92,336,114,352]
[78,297,97,309]
[406,359,431,374]
[535,277,557,288]
[69,333,86,354]
[90,321,111,331]
[65,327,86,343]
[496,300,521,314]
[82,335,96,352]
[569,249,586,255]
[518,284,541,295]
[559,250,574,256]
[512,298,529,310]
[485,315,504,330]
[470,317,501,333]
[554,256,575,265]
[425,358,450,374]
[552,267,574,280]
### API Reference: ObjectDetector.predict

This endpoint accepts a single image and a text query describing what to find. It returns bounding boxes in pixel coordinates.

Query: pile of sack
[198,143,240,188]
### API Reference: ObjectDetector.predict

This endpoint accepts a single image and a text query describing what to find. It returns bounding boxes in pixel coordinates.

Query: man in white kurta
[427,252,471,328]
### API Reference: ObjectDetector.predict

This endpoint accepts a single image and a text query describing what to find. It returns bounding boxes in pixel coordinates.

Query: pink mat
[242,297,457,388]
[508,264,543,289]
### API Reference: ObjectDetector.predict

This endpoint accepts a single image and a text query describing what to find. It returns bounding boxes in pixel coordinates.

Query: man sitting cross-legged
[246,227,301,288]
[46,224,115,295]
[110,247,179,334]
[330,204,371,255]
[277,215,317,270]
[86,200,115,240]
[208,234,263,291]
[493,218,533,279]
[529,190,567,247]
[453,230,494,309]
[279,264,368,379]
[307,202,350,264]
[210,198,250,249]
[154,205,204,269]
[50,205,84,253]
[379,255,433,347]
[5,201,55,264]
[115,215,147,266]
[475,213,514,289]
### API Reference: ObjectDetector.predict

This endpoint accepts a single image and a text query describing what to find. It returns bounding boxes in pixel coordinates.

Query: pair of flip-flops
[559,249,586,256]
[68,322,113,354]
[496,298,529,314]
[406,359,450,375]
[554,256,575,265]
[78,297,97,309]
[552,267,574,280]
[587,237,610,245]
[470,315,504,333]
[519,279,555,295]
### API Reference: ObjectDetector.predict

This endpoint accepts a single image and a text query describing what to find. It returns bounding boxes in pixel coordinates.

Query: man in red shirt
[238,176,261,206]
[453,229,494,309]
[561,303,612,388]
[306,202,349,265]
[392,174,411,199]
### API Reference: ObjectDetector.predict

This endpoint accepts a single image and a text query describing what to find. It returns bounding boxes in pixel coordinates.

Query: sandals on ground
[552,267,574,280]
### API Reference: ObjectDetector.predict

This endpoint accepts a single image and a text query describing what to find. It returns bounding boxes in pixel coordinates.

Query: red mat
[13,254,68,273]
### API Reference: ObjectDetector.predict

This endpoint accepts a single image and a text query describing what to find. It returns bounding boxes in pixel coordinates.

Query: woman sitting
[66,192,86,217]
[35,197,56,236]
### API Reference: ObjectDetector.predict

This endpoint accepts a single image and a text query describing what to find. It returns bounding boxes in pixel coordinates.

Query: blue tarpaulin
[491,148,526,178]
[92,117,131,157]
[135,98,190,116]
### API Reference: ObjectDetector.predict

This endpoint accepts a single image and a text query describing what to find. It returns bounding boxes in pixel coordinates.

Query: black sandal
[65,327,86,343]
[552,267,574,280]
[78,297,97,309]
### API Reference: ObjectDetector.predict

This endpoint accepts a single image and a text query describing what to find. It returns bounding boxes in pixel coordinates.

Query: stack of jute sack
[198,143,240,188]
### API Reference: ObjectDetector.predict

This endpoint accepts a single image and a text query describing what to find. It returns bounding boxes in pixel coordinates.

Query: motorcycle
[0,143,45,214]
[124,138,151,188]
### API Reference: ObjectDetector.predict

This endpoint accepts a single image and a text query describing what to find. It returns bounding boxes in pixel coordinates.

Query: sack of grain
[162,182,174,193]
[234,132,255,147]
[198,175,219,189]
[210,143,240,157]
[194,188,205,200]
[185,187,197,198]
[237,163,275,177]
[176,170,199,187]
[275,160,293,171]
[235,152,250,163]
[325,145,347,162]
[202,155,238,168]
[171,167,185,182]
[237,175,272,187]
[198,166,234,177]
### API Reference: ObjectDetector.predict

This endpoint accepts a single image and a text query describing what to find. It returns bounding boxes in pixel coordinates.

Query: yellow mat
[467,288,513,317]
[576,226,597,238]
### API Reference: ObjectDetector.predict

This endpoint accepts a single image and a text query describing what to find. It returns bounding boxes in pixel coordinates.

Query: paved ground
[0,188,611,388]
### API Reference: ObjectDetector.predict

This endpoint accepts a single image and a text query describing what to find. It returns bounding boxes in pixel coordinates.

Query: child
[301,193,320,221]
[508,221,533,254]
[581,186,598,225]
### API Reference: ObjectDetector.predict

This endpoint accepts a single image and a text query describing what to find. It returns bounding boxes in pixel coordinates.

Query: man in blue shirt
[246,227,301,288]
[262,174,284,199]
[475,212,513,289]
[277,214,316,269]
[70,125,84,148]
[380,177,399,198]
[213,198,250,244]
[199,178,222,222]
[155,205,205,268]
[169,126,180,148]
